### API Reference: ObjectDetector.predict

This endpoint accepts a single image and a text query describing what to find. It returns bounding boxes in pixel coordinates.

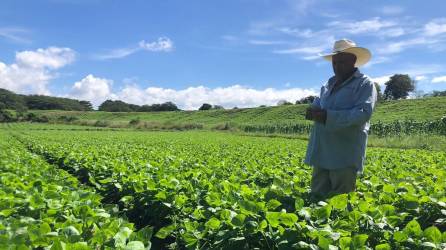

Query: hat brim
[320,47,371,67]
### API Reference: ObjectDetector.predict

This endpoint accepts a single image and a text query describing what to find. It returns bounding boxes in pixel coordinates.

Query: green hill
[34,96,446,126]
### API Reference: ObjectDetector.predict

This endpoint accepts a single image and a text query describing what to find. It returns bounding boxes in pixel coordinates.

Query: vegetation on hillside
[29,96,446,125]
[0,88,93,111]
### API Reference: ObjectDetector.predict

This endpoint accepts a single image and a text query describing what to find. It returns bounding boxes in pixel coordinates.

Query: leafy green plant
[3,127,446,249]
[0,132,152,249]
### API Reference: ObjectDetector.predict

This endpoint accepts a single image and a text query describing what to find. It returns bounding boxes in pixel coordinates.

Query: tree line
[1,74,446,113]
[0,88,180,112]
[98,100,179,112]
[0,88,231,113]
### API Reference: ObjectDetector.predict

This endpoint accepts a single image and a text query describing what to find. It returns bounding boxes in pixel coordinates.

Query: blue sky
[1,0,446,109]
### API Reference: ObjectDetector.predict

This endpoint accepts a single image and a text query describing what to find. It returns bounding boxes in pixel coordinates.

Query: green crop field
[1,124,445,249]
[0,129,153,249]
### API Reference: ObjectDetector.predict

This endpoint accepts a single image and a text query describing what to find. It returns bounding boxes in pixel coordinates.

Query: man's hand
[305,107,327,124]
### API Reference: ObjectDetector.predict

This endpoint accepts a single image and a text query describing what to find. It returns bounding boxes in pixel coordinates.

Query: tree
[277,100,293,106]
[129,104,141,111]
[0,87,180,112]
[0,109,16,122]
[0,88,26,110]
[98,100,133,112]
[138,105,153,112]
[383,74,415,100]
[159,102,179,111]
[135,102,180,112]
[199,103,212,110]
[295,95,317,104]
[431,90,446,97]
[24,95,91,110]
[79,101,93,111]
[213,105,224,110]
[150,104,161,111]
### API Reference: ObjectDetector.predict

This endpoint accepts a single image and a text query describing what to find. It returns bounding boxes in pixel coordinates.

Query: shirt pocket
[334,86,356,109]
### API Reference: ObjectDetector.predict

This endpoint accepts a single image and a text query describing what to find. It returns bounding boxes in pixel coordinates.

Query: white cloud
[371,75,391,89]
[376,37,435,54]
[112,84,317,110]
[380,27,405,37]
[0,27,31,43]
[278,27,315,38]
[273,45,325,55]
[0,47,76,95]
[16,47,76,69]
[415,75,427,81]
[272,36,335,61]
[363,56,391,68]
[373,18,446,55]
[246,10,446,64]
[273,17,404,40]
[327,17,396,34]
[69,74,113,105]
[424,18,446,36]
[272,18,407,60]
[302,55,321,61]
[0,62,52,95]
[65,75,318,110]
[138,37,173,52]
[249,40,288,45]
[96,47,139,60]
[94,37,174,60]
[397,64,443,76]
[432,76,446,83]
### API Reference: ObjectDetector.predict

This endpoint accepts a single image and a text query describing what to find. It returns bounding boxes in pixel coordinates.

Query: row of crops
[3,127,444,249]
[239,117,446,136]
[0,131,153,249]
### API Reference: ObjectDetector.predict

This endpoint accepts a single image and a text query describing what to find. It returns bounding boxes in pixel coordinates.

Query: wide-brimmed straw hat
[320,39,371,67]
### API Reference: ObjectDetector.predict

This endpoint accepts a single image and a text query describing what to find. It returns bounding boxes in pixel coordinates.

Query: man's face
[332,52,356,78]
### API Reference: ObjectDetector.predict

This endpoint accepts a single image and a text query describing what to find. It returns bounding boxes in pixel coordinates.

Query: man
[304,39,377,197]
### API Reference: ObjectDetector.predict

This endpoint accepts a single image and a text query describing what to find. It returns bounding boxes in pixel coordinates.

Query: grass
[9,97,446,151]
[32,105,309,127]
[233,131,446,152]
[366,134,446,151]
[4,122,445,151]
[372,96,446,122]
[32,96,446,126]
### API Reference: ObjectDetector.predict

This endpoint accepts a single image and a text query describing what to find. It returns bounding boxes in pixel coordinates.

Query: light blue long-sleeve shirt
[304,69,377,172]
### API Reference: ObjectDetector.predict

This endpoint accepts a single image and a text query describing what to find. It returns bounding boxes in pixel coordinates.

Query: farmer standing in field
[304,39,377,197]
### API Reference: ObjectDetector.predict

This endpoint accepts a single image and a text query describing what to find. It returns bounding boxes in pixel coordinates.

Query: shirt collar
[328,68,361,87]
[352,68,362,78]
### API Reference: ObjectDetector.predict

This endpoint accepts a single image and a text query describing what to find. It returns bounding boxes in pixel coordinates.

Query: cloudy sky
[1,0,446,109]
